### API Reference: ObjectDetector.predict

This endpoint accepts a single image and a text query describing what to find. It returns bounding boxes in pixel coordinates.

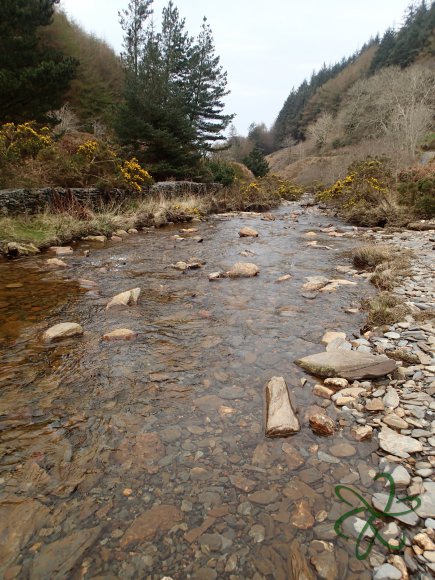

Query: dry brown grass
[362,293,409,327]
[352,243,412,291]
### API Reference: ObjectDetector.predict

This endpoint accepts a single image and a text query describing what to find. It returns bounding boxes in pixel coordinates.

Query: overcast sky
[59,0,412,135]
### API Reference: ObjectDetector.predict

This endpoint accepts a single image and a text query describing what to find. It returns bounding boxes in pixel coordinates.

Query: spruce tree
[116,1,233,179]
[243,147,269,178]
[0,0,78,123]
[188,18,234,153]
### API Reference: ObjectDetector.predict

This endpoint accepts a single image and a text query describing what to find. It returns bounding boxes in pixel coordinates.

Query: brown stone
[313,385,334,399]
[351,425,373,441]
[106,288,140,310]
[365,399,385,412]
[329,443,356,458]
[0,499,49,574]
[290,499,314,529]
[239,227,258,237]
[30,526,101,579]
[309,414,335,436]
[226,262,260,278]
[121,505,182,547]
[229,474,256,492]
[102,328,137,341]
[288,539,316,579]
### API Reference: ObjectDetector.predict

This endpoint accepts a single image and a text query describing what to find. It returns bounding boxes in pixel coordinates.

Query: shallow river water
[0,203,385,579]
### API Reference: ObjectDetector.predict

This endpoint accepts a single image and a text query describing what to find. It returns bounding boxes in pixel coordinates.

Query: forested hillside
[273,1,435,148]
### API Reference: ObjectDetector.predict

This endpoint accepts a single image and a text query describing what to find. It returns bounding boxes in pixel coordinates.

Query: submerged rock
[121,504,182,546]
[295,350,397,380]
[106,287,140,310]
[48,246,74,255]
[102,328,137,341]
[42,322,83,342]
[46,258,67,268]
[82,235,107,242]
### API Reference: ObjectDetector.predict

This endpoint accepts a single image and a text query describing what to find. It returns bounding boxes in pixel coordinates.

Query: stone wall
[0,183,222,216]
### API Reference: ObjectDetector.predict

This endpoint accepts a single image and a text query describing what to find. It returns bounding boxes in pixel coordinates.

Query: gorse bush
[0,122,52,163]
[397,164,435,218]
[317,157,393,210]
[0,122,152,191]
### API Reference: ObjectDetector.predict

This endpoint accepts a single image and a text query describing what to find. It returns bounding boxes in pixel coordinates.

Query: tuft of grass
[352,244,395,270]
[362,292,409,327]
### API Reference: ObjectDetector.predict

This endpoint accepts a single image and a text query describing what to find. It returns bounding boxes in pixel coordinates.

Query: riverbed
[0,202,386,579]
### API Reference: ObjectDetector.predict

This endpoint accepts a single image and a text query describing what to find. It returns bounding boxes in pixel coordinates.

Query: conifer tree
[0,0,78,123]
[243,147,270,177]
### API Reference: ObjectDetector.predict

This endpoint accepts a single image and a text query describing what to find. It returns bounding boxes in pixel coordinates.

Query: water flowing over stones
[102,328,137,341]
[1,201,434,578]
[265,376,300,437]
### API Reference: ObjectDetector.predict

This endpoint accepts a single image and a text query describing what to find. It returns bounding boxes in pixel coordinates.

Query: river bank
[0,199,433,579]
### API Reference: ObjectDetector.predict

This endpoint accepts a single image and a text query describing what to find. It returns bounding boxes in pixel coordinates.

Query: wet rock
[290,499,314,529]
[0,499,49,574]
[114,229,128,237]
[239,227,258,237]
[199,533,223,551]
[329,443,356,458]
[311,549,338,580]
[6,242,40,257]
[171,259,204,271]
[309,414,335,436]
[48,246,73,256]
[227,262,260,278]
[42,322,83,342]
[276,274,292,283]
[288,539,316,579]
[248,490,279,505]
[229,474,256,492]
[121,505,182,546]
[413,532,435,551]
[282,442,305,470]
[265,376,300,437]
[82,235,107,242]
[303,276,330,292]
[249,524,266,542]
[295,351,397,380]
[46,258,67,268]
[208,271,223,280]
[30,526,101,579]
[106,287,140,310]
[378,426,423,456]
[194,394,224,411]
[102,328,137,341]
[190,467,212,481]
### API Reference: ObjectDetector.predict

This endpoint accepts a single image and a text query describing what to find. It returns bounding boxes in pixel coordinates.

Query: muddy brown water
[0,203,385,579]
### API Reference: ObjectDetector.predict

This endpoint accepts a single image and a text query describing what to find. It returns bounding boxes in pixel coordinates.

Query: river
[0,202,383,579]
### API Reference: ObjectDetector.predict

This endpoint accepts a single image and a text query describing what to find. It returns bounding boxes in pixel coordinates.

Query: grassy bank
[0,176,303,255]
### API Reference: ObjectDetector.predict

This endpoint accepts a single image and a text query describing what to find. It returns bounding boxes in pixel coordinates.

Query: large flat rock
[295,350,397,380]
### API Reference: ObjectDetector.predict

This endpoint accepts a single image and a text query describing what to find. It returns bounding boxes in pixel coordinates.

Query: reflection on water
[0,204,382,579]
